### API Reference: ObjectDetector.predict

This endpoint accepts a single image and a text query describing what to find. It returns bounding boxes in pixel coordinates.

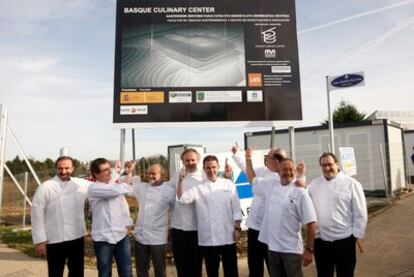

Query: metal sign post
[120,129,126,168]
[288,126,296,161]
[270,126,275,148]
[326,76,335,154]
[326,72,365,155]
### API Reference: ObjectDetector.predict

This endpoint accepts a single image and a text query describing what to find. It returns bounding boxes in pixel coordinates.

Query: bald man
[131,164,175,277]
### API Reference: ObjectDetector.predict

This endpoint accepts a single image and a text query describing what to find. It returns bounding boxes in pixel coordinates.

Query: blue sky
[0,0,413,161]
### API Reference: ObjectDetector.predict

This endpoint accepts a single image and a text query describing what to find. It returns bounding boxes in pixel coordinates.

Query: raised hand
[296,160,305,176]
[245,146,254,160]
[114,161,122,173]
[231,142,240,155]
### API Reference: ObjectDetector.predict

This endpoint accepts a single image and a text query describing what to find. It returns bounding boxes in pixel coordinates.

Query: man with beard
[245,150,317,277]
[169,148,204,277]
[308,153,367,277]
[131,164,175,277]
[177,155,242,277]
[31,156,91,277]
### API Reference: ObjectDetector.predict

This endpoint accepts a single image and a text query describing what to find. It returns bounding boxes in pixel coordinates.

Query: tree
[321,101,366,126]
[6,156,27,174]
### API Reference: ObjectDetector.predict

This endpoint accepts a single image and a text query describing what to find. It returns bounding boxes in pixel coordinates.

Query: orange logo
[248,73,262,87]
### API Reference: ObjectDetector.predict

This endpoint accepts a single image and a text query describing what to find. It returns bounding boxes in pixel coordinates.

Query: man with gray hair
[169,148,204,277]
[245,148,316,277]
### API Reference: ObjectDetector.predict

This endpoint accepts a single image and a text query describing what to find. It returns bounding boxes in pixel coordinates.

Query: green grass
[0,226,38,258]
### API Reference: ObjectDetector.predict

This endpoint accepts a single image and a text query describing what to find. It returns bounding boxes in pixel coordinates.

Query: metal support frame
[23,172,28,228]
[7,125,41,186]
[4,164,32,206]
[0,103,43,219]
[0,104,7,214]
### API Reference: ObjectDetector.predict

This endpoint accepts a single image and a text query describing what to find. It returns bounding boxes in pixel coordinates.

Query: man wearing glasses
[231,143,287,277]
[88,158,133,277]
[308,152,367,277]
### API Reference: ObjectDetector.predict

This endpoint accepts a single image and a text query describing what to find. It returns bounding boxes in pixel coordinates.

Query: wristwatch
[234,227,242,232]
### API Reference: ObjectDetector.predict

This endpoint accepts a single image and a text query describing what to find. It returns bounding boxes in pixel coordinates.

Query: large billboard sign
[113,0,302,127]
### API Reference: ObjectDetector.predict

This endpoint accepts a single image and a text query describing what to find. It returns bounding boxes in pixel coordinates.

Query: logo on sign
[248,73,262,87]
[261,27,277,44]
[264,49,276,58]
[331,74,364,88]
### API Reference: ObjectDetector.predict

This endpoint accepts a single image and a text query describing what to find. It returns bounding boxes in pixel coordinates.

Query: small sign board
[339,147,357,176]
[328,71,365,91]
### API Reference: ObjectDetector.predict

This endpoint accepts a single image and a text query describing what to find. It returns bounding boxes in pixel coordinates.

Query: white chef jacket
[179,177,243,246]
[88,181,133,244]
[232,154,279,231]
[253,177,317,254]
[308,172,368,241]
[31,176,90,245]
[131,180,175,245]
[168,169,205,231]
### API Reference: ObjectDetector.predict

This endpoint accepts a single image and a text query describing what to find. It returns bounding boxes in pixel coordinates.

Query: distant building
[367,111,414,130]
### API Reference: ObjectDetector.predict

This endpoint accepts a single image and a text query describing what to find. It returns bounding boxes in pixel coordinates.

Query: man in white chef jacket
[131,164,175,277]
[31,156,90,277]
[169,148,204,277]
[245,148,317,277]
[231,143,287,277]
[308,152,367,277]
[88,158,133,277]
[177,155,242,277]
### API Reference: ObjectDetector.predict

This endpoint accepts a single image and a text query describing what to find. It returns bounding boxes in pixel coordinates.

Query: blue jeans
[94,236,132,277]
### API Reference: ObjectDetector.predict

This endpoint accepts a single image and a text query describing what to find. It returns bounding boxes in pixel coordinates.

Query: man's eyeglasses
[99,167,111,174]
[320,163,336,167]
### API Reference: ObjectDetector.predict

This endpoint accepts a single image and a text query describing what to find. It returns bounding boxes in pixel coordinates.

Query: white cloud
[298,0,414,34]
[15,57,59,72]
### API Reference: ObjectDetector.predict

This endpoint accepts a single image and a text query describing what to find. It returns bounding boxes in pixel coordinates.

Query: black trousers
[46,237,85,277]
[200,243,238,277]
[171,228,202,277]
[314,235,356,277]
[247,228,270,277]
